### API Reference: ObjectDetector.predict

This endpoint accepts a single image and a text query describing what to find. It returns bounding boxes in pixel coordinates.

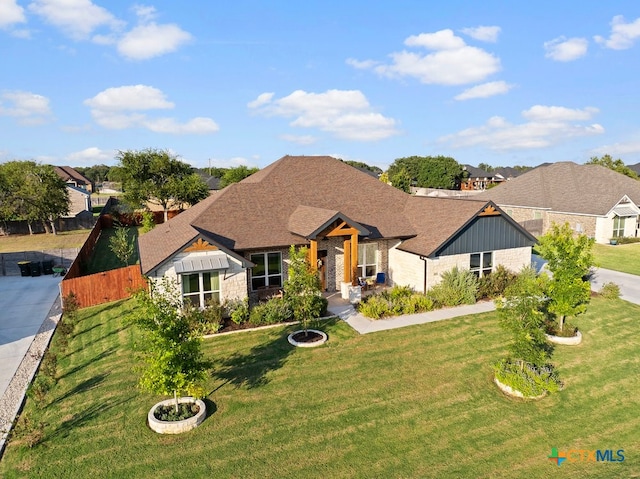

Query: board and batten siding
[435,215,534,257]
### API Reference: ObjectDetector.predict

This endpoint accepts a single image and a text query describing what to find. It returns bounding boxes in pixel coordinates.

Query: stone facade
[149,249,248,303]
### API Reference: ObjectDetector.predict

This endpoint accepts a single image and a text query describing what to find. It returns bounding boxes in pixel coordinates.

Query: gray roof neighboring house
[463,165,493,179]
[54,166,92,190]
[474,161,640,216]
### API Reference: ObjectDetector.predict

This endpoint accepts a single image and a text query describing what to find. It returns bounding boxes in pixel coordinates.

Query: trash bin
[30,261,42,277]
[18,261,31,277]
[42,260,54,275]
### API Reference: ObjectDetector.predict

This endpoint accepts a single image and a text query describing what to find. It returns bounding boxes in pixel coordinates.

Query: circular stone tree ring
[287,329,328,347]
[147,397,207,434]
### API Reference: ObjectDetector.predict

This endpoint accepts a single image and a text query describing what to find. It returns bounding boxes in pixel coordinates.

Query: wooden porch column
[350,233,359,285]
[309,239,318,271]
[343,239,351,283]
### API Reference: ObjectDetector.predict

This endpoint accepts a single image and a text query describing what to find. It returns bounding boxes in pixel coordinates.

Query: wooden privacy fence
[61,265,147,309]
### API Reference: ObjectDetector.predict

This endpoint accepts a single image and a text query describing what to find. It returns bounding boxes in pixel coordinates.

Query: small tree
[497,268,551,367]
[109,226,134,266]
[537,223,594,332]
[283,245,324,334]
[132,280,211,412]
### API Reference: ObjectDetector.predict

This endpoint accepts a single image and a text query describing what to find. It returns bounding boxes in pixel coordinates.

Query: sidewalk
[325,291,496,334]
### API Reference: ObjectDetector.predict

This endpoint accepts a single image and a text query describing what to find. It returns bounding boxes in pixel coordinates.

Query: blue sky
[2,0,640,171]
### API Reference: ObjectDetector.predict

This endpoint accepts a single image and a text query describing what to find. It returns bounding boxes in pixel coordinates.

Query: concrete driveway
[590,267,640,305]
[0,275,61,399]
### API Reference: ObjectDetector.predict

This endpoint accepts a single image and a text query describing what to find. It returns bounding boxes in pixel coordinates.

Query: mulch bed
[290,330,325,344]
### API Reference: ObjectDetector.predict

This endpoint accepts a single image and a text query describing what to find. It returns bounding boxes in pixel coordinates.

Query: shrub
[226,298,250,325]
[617,236,640,244]
[11,415,46,448]
[249,297,293,326]
[27,376,55,407]
[140,210,156,233]
[400,294,434,314]
[494,359,563,397]
[358,295,392,319]
[39,351,57,379]
[183,302,222,335]
[63,292,79,324]
[599,282,620,300]
[426,267,478,307]
[477,265,517,299]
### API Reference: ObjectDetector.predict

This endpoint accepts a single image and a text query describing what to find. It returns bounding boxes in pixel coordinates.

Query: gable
[432,214,535,257]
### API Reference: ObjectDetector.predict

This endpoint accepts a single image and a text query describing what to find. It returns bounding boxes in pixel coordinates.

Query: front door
[318,250,328,291]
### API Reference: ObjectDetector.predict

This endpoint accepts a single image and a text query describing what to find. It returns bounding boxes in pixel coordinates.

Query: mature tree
[387,156,465,190]
[342,160,383,175]
[0,161,69,234]
[586,154,639,179]
[117,149,209,222]
[390,168,412,193]
[75,164,111,184]
[478,162,494,173]
[537,223,594,332]
[219,165,260,188]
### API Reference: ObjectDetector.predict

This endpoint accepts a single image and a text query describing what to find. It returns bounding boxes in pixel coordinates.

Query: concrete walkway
[325,291,496,334]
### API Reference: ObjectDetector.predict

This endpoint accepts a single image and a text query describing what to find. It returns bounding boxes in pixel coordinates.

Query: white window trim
[358,243,378,279]
[181,271,221,309]
[470,251,493,278]
[613,216,625,238]
[250,251,283,291]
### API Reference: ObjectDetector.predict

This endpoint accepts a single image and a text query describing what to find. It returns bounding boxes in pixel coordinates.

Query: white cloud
[247,92,274,109]
[351,29,500,85]
[522,105,598,121]
[454,81,514,100]
[590,141,640,157]
[544,36,588,61]
[84,85,218,134]
[345,58,379,70]
[27,1,191,60]
[28,0,123,40]
[595,15,640,50]
[405,30,466,50]
[439,105,604,151]
[0,90,52,125]
[67,147,115,165]
[117,22,192,60]
[248,89,399,141]
[85,85,174,111]
[280,134,317,145]
[460,26,501,43]
[0,0,26,28]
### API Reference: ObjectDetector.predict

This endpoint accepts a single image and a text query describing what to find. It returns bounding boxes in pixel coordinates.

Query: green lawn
[84,226,141,274]
[1,298,639,478]
[593,242,640,276]
[0,230,90,253]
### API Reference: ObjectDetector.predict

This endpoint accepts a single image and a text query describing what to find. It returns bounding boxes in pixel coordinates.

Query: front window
[470,252,493,278]
[358,243,377,278]
[250,252,282,290]
[613,216,625,238]
[182,271,220,308]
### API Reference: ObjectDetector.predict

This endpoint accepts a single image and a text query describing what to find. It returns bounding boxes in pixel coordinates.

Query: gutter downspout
[420,256,427,294]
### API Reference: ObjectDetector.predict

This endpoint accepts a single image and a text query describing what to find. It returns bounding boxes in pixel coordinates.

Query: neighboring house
[460,165,501,191]
[54,166,93,193]
[473,162,640,243]
[492,167,522,182]
[65,185,92,217]
[138,156,536,307]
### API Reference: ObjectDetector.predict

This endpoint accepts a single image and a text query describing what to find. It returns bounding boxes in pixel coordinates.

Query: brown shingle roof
[140,155,518,273]
[474,161,640,215]
[54,166,91,186]
[399,196,489,256]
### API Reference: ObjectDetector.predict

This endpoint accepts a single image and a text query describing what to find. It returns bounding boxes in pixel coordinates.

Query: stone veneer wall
[149,250,248,302]
[547,212,597,239]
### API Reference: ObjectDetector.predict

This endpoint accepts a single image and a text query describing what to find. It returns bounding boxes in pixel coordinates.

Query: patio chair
[374,272,386,288]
